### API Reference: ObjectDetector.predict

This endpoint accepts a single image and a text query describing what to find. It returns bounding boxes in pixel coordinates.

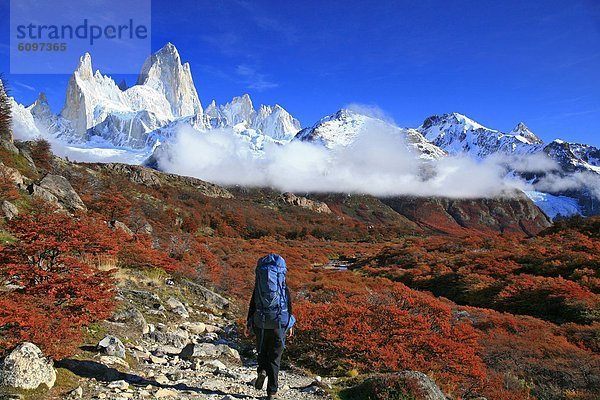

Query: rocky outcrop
[109,307,149,335]
[165,297,189,318]
[0,342,56,390]
[38,174,86,211]
[381,192,552,235]
[0,162,24,187]
[280,192,332,213]
[27,182,60,206]
[97,336,126,359]
[93,163,233,199]
[26,174,86,211]
[1,200,18,220]
[182,279,230,314]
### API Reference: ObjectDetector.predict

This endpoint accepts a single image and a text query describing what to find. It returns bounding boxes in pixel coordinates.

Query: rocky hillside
[0,265,333,400]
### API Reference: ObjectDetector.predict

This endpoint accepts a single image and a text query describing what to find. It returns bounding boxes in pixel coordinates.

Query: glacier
[524,191,581,219]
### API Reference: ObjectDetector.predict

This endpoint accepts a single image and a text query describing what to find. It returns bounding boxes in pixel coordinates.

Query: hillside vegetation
[0,133,598,399]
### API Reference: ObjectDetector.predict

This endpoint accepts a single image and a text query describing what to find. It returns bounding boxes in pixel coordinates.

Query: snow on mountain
[418,112,544,159]
[59,48,178,144]
[524,191,581,219]
[253,104,301,141]
[199,94,301,143]
[416,113,600,217]
[136,42,203,118]
[543,139,600,174]
[510,122,544,145]
[295,109,446,160]
[10,43,301,152]
[9,97,40,139]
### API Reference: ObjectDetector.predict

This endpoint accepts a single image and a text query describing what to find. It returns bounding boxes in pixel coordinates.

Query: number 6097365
[17,42,67,51]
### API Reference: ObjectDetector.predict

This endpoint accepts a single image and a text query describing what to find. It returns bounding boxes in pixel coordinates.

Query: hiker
[244,253,296,400]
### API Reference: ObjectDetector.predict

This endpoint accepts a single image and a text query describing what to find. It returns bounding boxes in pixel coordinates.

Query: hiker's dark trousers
[254,327,284,394]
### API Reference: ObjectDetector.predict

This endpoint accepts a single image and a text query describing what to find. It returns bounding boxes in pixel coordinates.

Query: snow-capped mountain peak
[419,113,547,159]
[136,42,202,118]
[29,92,53,121]
[75,53,94,79]
[421,112,496,136]
[295,108,446,159]
[253,104,301,141]
[510,122,543,144]
[219,94,255,126]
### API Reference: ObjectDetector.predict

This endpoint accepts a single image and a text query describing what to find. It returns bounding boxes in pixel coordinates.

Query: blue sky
[1,0,599,146]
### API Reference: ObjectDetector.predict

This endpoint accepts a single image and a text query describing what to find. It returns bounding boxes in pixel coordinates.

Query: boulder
[107,380,129,390]
[27,183,61,207]
[109,220,134,237]
[38,174,86,211]
[182,322,205,335]
[0,163,24,187]
[97,356,129,370]
[165,297,189,318]
[98,336,126,359]
[0,342,56,390]
[1,201,18,220]
[179,343,240,362]
[146,329,190,349]
[397,370,447,400]
[109,307,149,334]
[182,280,229,314]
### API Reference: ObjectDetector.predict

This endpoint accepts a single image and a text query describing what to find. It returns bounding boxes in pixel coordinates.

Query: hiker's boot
[254,370,267,390]
[267,393,278,400]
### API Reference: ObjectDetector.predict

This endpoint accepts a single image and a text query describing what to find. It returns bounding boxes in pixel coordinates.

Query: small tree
[0,201,117,358]
[30,139,53,172]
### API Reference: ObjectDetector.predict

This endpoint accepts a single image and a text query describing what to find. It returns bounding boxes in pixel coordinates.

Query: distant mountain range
[8,43,600,219]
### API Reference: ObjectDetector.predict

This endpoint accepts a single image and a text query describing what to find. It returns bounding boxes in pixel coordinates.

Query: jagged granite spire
[137,42,202,118]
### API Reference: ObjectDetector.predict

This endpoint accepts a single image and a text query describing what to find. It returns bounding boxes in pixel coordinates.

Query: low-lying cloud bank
[13,115,599,200]
[155,124,600,199]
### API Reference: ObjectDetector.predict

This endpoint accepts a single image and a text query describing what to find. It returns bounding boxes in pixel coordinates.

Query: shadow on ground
[56,358,257,399]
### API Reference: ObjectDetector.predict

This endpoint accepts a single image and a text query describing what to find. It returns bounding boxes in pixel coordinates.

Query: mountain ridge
[6,43,600,218]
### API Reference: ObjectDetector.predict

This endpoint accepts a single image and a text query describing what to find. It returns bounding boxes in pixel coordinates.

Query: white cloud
[344,103,396,124]
[156,123,551,199]
[535,171,600,199]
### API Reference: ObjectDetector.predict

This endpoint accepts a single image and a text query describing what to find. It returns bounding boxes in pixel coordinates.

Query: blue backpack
[252,254,296,345]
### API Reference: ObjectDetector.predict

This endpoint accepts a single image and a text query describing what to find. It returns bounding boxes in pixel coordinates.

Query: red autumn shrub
[0,201,116,359]
[290,285,492,399]
[0,169,19,202]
